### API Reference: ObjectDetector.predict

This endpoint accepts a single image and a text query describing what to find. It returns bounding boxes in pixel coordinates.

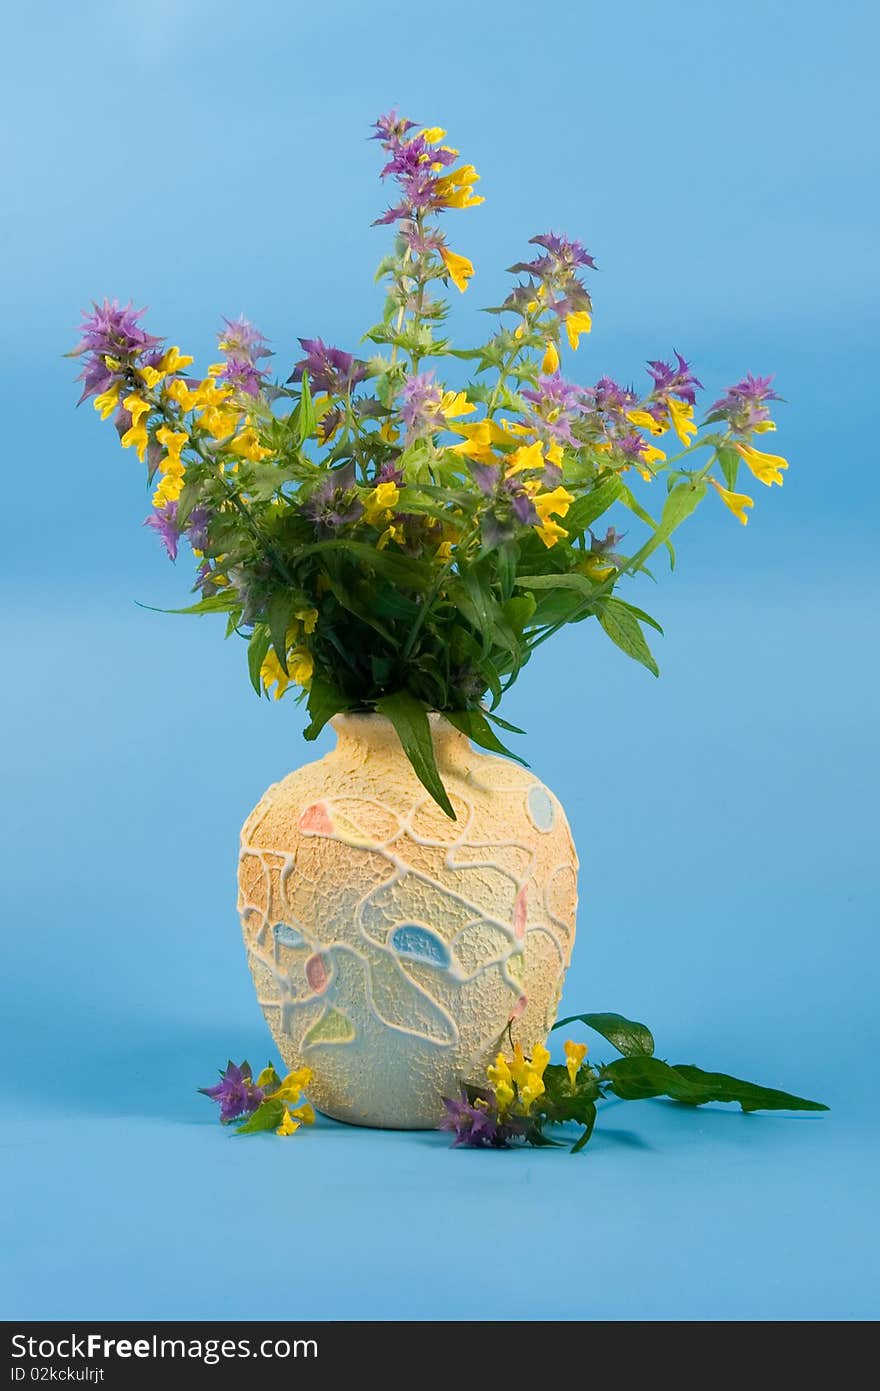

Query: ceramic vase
[238,713,578,1128]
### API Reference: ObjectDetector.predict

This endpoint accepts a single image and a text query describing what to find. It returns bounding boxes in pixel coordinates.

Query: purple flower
[199,1060,264,1124]
[290,338,367,396]
[646,350,702,406]
[376,460,404,485]
[185,505,212,551]
[399,371,443,441]
[371,109,418,146]
[708,373,782,433]
[70,299,164,403]
[529,231,597,270]
[302,462,364,532]
[218,315,273,362]
[439,1090,508,1147]
[522,372,588,445]
[589,376,638,415]
[218,355,263,397]
[143,501,180,561]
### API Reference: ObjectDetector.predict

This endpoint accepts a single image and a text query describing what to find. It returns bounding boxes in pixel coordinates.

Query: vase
[237,713,578,1128]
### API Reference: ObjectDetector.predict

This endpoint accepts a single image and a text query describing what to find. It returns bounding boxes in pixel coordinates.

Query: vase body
[237,714,578,1128]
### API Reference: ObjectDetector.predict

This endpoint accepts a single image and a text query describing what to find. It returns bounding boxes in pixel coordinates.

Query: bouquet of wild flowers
[71,110,788,817]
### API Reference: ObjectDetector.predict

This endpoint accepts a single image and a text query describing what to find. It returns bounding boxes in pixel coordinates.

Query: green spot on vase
[303,1006,356,1047]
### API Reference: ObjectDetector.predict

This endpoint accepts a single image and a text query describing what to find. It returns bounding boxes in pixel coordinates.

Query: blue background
[3,0,877,1321]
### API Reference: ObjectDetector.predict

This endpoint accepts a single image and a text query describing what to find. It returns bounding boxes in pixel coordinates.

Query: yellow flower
[261,643,314,699]
[434,164,484,210]
[379,421,399,445]
[152,471,183,506]
[295,608,318,635]
[439,389,476,419]
[138,366,163,389]
[165,378,198,411]
[377,523,405,550]
[288,647,314,685]
[190,379,232,411]
[158,345,194,376]
[626,408,666,437]
[535,518,568,548]
[564,1040,588,1089]
[530,1044,550,1078]
[93,384,120,420]
[578,553,615,581]
[364,480,400,523]
[156,424,187,466]
[509,1043,531,1088]
[420,126,447,143]
[506,440,545,476]
[638,442,666,467]
[272,1066,313,1102]
[439,246,474,293]
[710,477,754,525]
[199,406,241,442]
[228,427,271,461]
[120,395,150,425]
[533,486,574,522]
[291,1102,316,1126]
[120,419,148,462]
[276,1108,299,1136]
[542,341,560,374]
[735,441,788,487]
[667,397,698,446]
[495,1080,515,1113]
[449,418,513,463]
[487,1052,512,1093]
[519,1072,545,1111]
[565,310,592,349]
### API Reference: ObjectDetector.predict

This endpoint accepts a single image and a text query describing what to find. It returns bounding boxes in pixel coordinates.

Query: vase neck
[330,712,471,768]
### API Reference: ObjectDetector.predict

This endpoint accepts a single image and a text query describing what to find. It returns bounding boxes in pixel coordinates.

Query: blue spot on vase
[273,922,305,948]
[391,924,450,969]
[527,785,556,832]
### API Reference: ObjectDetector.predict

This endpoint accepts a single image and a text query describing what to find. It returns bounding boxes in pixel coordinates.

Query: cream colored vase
[237,714,578,1128]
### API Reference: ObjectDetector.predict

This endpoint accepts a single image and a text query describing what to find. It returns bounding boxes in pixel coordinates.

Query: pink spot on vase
[513,887,527,941]
[509,993,528,1022]
[299,802,334,836]
[305,953,329,994]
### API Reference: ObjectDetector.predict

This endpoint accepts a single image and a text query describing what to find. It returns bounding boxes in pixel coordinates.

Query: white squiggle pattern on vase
[237,714,578,1129]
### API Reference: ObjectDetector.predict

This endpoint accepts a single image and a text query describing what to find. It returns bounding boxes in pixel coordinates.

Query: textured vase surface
[238,714,578,1128]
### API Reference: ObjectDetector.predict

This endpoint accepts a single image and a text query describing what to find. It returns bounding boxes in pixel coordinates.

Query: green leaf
[571,1100,597,1153]
[516,572,595,595]
[303,676,351,741]
[247,624,271,696]
[298,372,316,443]
[483,709,526,736]
[266,591,301,673]
[553,1012,655,1057]
[602,1057,828,1112]
[255,1064,282,1091]
[716,445,741,491]
[617,483,675,568]
[627,480,706,576]
[443,707,528,766]
[375,691,456,819]
[540,1064,601,1123]
[563,475,623,537]
[670,1064,829,1113]
[137,593,239,617]
[234,1098,285,1134]
[596,597,660,676]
